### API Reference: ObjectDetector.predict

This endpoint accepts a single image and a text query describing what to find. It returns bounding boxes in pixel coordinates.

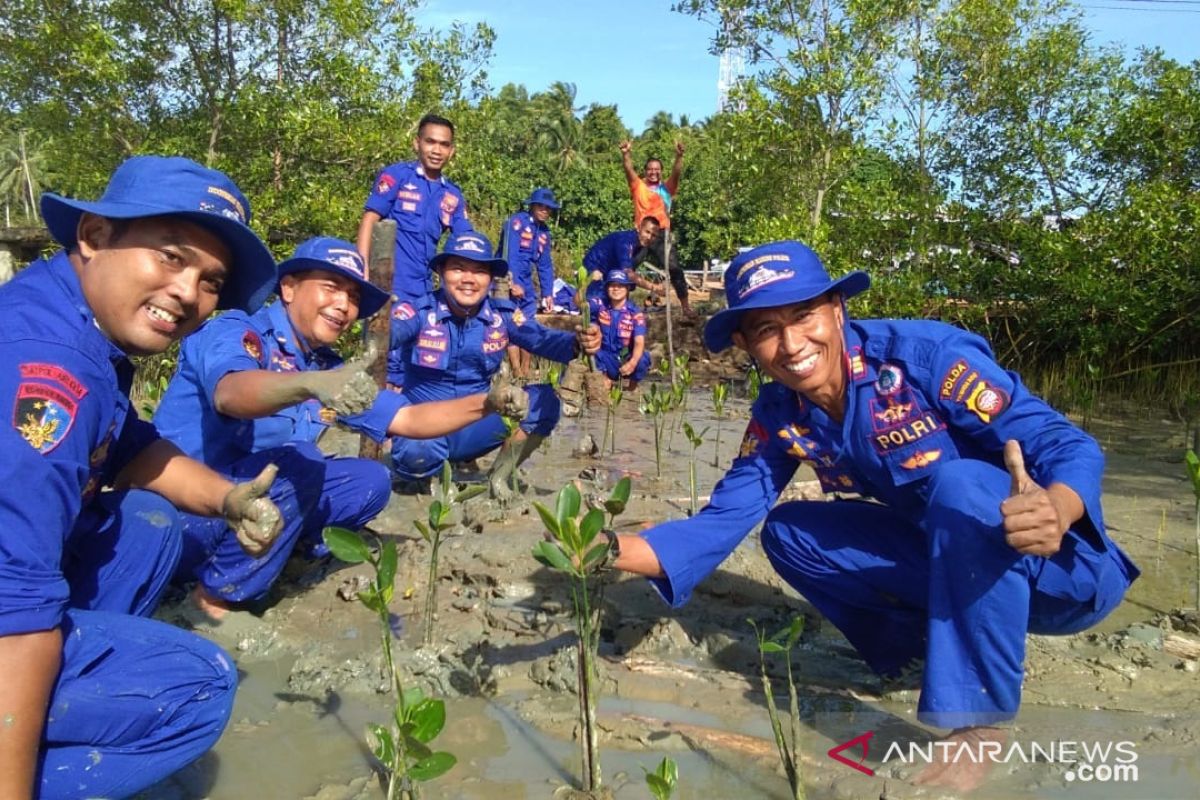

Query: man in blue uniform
[590,270,650,389]
[501,187,559,315]
[356,112,473,304]
[501,187,559,379]
[155,237,519,616]
[603,241,1139,792]
[0,156,286,798]
[582,216,663,302]
[390,231,600,501]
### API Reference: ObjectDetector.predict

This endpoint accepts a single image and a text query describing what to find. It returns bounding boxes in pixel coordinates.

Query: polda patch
[12,363,87,454]
[242,330,265,364]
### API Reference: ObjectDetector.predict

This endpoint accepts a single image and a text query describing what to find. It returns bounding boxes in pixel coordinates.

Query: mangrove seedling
[414,460,486,646]
[531,478,631,795]
[323,527,456,799]
[638,382,675,477]
[711,381,729,467]
[681,421,709,516]
[747,363,763,402]
[643,756,679,800]
[604,382,624,455]
[1187,449,1200,608]
[749,616,807,800]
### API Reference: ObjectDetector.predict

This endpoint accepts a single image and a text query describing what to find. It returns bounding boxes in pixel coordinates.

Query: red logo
[827,731,875,776]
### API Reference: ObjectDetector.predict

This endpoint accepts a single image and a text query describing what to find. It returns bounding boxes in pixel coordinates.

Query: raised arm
[619,140,639,184]
[665,140,684,195]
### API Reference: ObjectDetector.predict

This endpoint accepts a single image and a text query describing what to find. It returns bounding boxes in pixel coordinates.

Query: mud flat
[146,393,1200,799]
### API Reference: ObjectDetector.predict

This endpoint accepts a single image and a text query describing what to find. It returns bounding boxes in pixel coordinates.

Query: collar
[432,289,496,324]
[46,250,133,366]
[414,163,446,185]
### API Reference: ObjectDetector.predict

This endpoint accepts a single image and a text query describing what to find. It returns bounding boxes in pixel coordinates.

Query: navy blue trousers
[176,442,390,602]
[391,384,560,480]
[761,460,1132,729]
[46,491,235,798]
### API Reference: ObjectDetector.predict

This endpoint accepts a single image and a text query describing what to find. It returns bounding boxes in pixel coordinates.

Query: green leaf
[439,459,452,493]
[655,755,679,785]
[407,697,447,743]
[645,773,672,800]
[413,518,433,543]
[556,482,581,526]
[366,723,395,764]
[428,499,446,527]
[456,484,488,503]
[378,540,397,593]
[581,541,610,570]
[408,751,457,782]
[532,501,561,539]
[1186,450,1200,497]
[357,588,385,614]
[759,641,786,654]
[605,476,632,516]
[532,540,575,573]
[579,507,605,545]
[322,527,370,563]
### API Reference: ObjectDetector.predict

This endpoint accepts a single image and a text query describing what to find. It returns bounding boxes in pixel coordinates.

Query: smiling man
[154,237,515,616]
[389,231,600,501]
[0,156,284,798]
[356,112,473,304]
[600,240,1139,792]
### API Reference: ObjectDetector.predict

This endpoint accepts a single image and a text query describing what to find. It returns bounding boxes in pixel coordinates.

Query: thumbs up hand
[999,440,1075,557]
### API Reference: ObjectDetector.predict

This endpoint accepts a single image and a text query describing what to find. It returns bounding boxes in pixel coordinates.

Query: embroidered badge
[242,330,264,364]
[512,308,526,326]
[393,302,416,321]
[939,359,969,399]
[12,363,88,454]
[875,364,904,396]
[376,173,396,194]
[738,419,769,459]
[776,423,815,460]
[319,407,337,424]
[965,380,1008,423]
[13,387,76,453]
[873,412,944,452]
[847,346,866,380]
[900,449,943,469]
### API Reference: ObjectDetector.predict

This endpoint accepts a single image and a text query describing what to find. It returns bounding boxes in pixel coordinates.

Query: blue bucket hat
[703,240,869,353]
[40,155,276,313]
[604,269,635,286]
[429,231,509,277]
[277,237,390,320]
[525,187,560,210]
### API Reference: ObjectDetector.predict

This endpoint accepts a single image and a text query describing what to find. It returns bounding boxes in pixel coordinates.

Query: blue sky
[419,1,1199,134]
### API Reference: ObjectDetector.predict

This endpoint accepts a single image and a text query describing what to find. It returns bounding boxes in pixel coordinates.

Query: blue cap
[604,269,635,286]
[277,237,390,320]
[40,155,276,313]
[703,240,869,353]
[525,187,560,210]
[430,231,508,277]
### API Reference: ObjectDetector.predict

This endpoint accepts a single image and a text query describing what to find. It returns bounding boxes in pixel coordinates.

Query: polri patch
[874,364,904,396]
[13,382,79,454]
[242,330,264,364]
[738,419,769,459]
[965,379,1008,423]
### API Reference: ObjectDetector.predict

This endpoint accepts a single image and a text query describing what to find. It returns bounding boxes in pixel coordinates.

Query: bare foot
[912,726,1008,793]
[190,584,234,621]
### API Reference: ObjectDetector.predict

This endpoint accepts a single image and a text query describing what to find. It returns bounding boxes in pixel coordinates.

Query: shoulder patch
[393,301,416,321]
[12,362,87,454]
[964,378,1008,423]
[939,359,969,399]
[738,419,770,459]
[376,173,396,194]
[242,330,265,364]
[512,307,526,326]
[511,217,522,230]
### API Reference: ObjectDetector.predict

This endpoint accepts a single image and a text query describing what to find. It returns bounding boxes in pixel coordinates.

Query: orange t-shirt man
[620,140,684,230]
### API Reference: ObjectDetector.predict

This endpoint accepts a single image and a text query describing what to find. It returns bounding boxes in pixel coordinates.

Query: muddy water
[146,393,1200,800]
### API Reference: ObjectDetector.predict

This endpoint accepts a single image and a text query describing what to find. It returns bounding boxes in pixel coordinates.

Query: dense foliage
[1,0,1196,412]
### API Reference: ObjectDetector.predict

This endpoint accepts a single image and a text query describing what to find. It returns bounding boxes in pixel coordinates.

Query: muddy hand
[305,342,380,416]
[576,324,601,356]
[487,361,529,419]
[223,463,283,556]
[1000,439,1064,556]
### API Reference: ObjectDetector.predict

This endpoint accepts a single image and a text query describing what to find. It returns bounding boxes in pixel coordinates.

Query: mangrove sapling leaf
[324,526,372,563]
[711,382,729,467]
[604,476,632,519]
[643,756,679,800]
[749,616,807,800]
[530,479,633,793]
[419,460,480,648]
[322,526,458,799]
[413,519,433,543]
[682,422,709,516]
